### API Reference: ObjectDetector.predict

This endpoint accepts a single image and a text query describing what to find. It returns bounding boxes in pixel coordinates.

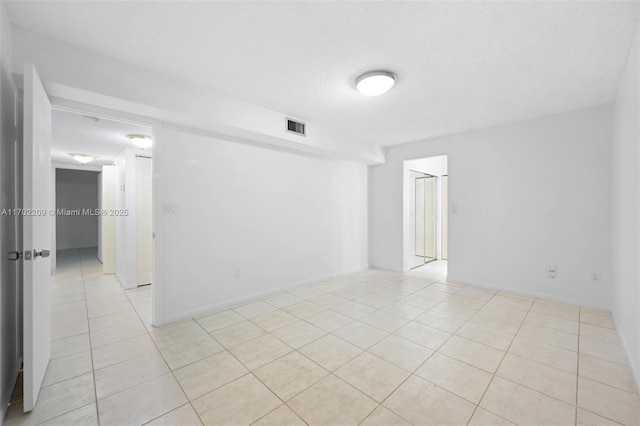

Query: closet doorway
[412,171,437,268]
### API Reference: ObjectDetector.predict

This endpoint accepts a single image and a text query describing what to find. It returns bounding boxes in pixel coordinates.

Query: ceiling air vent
[286,118,306,137]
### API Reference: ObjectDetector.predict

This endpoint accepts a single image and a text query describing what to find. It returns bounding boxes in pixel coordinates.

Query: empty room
[0,1,639,425]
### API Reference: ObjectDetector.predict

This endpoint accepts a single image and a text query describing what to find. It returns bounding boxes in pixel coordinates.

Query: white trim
[446,275,612,311]
[154,266,368,327]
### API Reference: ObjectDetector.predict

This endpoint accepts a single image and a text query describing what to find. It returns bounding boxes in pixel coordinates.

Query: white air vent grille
[286,118,306,136]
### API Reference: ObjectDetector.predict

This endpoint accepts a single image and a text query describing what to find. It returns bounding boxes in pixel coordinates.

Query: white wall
[55,169,99,250]
[611,29,640,389]
[153,126,368,324]
[101,165,116,274]
[370,105,613,308]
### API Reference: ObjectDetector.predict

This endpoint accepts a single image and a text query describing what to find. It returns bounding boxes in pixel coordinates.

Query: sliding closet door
[415,176,426,260]
[424,175,437,262]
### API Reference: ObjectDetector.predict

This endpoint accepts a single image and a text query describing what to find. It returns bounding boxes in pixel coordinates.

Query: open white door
[23,63,52,412]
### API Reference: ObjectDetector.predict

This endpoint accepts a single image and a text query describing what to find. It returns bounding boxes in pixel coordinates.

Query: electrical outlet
[591,272,601,283]
[546,264,557,279]
[233,269,241,280]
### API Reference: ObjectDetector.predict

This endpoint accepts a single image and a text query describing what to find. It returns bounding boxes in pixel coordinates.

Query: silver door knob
[34,249,50,258]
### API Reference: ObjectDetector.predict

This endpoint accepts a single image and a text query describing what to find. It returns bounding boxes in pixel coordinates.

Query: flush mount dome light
[128,134,153,149]
[69,153,97,164]
[355,70,397,96]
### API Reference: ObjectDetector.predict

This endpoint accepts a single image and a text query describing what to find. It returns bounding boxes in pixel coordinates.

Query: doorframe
[402,155,449,273]
[44,96,163,325]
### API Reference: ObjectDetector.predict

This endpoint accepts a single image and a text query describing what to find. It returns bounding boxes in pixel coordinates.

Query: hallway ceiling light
[355,70,397,96]
[69,153,97,164]
[128,134,153,149]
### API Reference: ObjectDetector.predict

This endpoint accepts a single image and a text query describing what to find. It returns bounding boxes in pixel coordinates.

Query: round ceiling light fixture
[128,134,153,149]
[355,70,397,96]
[69,153,97,164]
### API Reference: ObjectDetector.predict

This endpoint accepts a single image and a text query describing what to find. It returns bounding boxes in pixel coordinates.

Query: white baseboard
[153,265,369,327]
[446,275,612,311]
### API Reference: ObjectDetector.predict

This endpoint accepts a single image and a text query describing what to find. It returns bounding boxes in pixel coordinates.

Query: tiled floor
[413,260,447,277]
[5,248,640,425]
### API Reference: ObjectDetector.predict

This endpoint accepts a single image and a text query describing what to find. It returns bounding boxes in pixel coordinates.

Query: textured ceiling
[8,1,640,146]
[52,109,151,167]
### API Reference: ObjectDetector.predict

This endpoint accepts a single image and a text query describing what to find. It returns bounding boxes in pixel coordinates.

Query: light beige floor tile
[305,310,354,332]
[524,312,579,335]
[196,309,246,332]
[254,352,328,401]
[173,351,248,400]
[289,287,325,300]
[384,375,475,425]
[576,408,622,426]
[38,403,98,426]
[264,293,304,308]
[580,323,622,345]
[4,373,95,426]
[416,352,493,404]
[335,352,410,402]
[381,301,427,320]
[438,335,504,373]
[456,322,515,351]
[508,335,577,374]
[52,309,88,327]
[360,310,409,333]
[299,334,362,371]
[579,353,637,394]
[288,374,377,426]
[469,312,523,335]
[51,319,88,341]
[92,334,157,370]
[368,335,433,372]
[98,373,187,426]
[356,294,391,309]
[147,403,203,425]
[430,302,478,320]
[429,282,464,294]
[581,312,615,329]
[394,321,450,350]
[94,350,169,399]
[271,320,326,348]
[158,334,224,370]
[253,404,306,426]
[51,301,87,315]
[51,333,90,359]
[331,301,377,319]
[87,300,134,319]
[250,309,300,332]
[191,374,281,426]
[42,350,93,387]
[89,319,147,348]
[468,407,516,425]
[360,405,410,426]
[580,336,628,365]
[480,376,575,426]
[308,293,349,309]
[413,311,466,333]
[284,301,327,319]
[228,334,293,370]
[577,377,640,425]
[518,323,578,351]
[85,293,129,308]
[150,320,208,348]
[88,310,140,331]
[233,300,278,319]
[333,321,388,349]
[457,287,495,301]
[211,321,266,348]
[497,353,577,404]
[531,300,580,320]
[478,302,529,322]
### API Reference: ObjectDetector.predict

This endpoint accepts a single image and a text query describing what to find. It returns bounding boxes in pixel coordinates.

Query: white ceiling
[51,109,151,167]
[8,1,640,146]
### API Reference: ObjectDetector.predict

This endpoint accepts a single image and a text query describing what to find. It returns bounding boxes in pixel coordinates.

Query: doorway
[404,155,448,276]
